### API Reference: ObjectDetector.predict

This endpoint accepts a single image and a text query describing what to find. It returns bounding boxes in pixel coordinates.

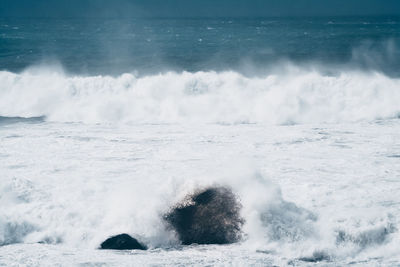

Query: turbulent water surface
[0,16,400,266]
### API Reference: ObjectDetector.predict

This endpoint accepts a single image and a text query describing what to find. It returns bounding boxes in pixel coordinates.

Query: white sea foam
[1,65,400,265]
[0,66,399,124]
[0,119,399,265]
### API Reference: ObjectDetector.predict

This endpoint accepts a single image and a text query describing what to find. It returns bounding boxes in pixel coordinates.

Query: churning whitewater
[0,64,400,265]
[1,12,400,265]
[0,67,399,125]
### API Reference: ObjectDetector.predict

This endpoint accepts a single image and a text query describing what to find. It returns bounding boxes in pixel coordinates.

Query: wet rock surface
[100,233,147,250]
[164,186,244,245]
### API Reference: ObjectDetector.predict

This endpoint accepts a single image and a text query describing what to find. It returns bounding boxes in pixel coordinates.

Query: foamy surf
[1,11,400,266]
[1,118,399,265]
[0,66,399,125]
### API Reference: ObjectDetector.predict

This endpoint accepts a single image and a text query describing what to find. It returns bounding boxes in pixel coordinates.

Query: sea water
[0,16,400,266]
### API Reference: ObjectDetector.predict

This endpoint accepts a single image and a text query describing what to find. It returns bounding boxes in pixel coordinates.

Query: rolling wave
[0,66,399,125]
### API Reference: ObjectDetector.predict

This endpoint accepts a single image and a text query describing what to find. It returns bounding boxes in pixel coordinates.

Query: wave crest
[0,68,399,124]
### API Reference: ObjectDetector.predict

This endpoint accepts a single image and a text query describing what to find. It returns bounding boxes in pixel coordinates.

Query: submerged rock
[164,186,244,245]
[299,250,331,262]
[100,233,147,250]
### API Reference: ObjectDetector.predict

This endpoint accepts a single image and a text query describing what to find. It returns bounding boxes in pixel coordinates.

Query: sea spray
[0,67,399,124]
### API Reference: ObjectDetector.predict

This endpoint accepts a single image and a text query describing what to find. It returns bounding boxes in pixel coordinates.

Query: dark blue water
[1,16,399,75]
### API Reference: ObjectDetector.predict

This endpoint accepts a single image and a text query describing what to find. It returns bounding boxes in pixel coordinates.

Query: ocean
[0,16,400,266]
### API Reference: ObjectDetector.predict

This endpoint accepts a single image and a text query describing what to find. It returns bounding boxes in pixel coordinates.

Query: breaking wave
[0,66,399,125]
[0,171,398,263]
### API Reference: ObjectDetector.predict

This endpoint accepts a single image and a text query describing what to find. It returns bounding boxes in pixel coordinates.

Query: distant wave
[0,66,399,124]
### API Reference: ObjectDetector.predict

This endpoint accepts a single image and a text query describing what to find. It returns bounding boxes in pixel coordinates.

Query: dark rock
[100,233,147,250]
[164,186,244,245]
